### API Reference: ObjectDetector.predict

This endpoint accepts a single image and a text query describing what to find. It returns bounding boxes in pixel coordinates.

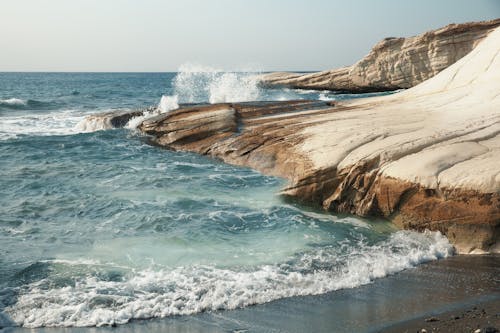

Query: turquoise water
[0,72,452,328]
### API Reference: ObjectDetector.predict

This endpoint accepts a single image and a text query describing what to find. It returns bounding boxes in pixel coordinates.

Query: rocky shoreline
[85,25,500,254]
[259,19,500,93]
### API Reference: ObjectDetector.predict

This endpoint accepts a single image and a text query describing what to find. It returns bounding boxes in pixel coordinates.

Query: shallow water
[12,254,496,333]
[0,71,451,329]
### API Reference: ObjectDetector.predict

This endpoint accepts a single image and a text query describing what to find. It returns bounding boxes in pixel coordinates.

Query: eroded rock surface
[260,19,500,93]
[128,26,500,254]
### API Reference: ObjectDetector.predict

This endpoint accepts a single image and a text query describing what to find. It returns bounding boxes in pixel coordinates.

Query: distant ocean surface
[0,69,452,328]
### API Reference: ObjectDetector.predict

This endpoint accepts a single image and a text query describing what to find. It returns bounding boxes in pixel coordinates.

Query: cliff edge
[260,19,500,93]
[84,25,500,253]
[133,26,500,254]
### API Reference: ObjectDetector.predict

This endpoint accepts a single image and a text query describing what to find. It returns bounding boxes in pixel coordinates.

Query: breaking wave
[0,98,27,107]
[125,95,180,129]
[0,108,137,141]
[4,231,452,328]
[0,98,55,110]
[70,64,264,133]
[169,63,262,104]
[0,110,89,140]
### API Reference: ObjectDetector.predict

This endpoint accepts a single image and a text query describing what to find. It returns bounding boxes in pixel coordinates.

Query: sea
[0,67,454,329]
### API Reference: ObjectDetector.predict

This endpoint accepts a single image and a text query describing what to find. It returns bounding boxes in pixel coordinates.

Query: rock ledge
[260,19,500,93]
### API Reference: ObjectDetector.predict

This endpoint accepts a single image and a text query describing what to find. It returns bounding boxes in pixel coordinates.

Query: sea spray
[75,114,114,132]
[124,95,179,129]
[158,94,179,113]
[173,63,261,103]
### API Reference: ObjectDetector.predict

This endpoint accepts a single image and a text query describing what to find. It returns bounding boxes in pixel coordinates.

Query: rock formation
[259,19,500,93]
[87,25,500,254]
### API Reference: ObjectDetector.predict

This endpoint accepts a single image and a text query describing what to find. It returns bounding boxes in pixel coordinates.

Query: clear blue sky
[0,0,498,72]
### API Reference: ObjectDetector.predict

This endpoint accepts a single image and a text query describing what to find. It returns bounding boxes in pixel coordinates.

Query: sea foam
[125,95,179,129]
[0,98,55,110]
[0,110,89,140]
[5,230,453,328]
[172,63,261,104]
[74,114,114,132]
[0,98,27,107]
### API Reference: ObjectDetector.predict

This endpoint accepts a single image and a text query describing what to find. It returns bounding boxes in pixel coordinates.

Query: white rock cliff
[260,19,500,92]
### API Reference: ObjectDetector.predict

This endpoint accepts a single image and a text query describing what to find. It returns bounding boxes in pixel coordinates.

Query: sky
[0,0,499,72]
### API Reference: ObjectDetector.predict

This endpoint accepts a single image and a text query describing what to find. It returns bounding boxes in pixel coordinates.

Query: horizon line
[0,70,319,74]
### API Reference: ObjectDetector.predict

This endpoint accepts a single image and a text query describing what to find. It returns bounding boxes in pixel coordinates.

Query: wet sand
[3,254,498,333]
[381,298,499,333]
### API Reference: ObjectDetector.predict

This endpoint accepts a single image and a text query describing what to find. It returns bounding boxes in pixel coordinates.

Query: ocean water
[0,69,453,329]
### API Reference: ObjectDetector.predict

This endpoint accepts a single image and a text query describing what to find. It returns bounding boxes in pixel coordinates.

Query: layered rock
[135,27,500,254]
[86,26,500,253]
[260,19,500,92]
[75,108,152,132]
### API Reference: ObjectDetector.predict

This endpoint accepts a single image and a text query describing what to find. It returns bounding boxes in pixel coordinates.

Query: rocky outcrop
[89,26,500,254]
[260,19,500,93]
[75,108,153,132]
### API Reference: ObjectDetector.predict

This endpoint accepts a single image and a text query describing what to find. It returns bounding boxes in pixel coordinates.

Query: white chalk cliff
[286,26,500,253]
[89,23,500,254]
[260,19,500,92]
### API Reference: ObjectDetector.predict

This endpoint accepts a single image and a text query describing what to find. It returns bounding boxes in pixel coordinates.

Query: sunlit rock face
[133,25,500,254]
[259,19,500,93]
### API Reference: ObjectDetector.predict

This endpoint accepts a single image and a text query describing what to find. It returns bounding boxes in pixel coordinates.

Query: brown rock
[259,19,500,93]
[91,24,500,254]
[131,25,500,253]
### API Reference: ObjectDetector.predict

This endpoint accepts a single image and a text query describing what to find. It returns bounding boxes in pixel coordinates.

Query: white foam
[5,230,452,328]
[125,95,179,129]
[0,110,88,140]
[74,114,113,132]
[0,98,27,106]
[121,63,262,131]
[173,63,261,104]
[318,93,336,101]
[208,72,260,103]
[158,95,179,113]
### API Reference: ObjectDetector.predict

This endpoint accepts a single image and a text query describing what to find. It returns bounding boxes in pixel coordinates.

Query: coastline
[3,3,500,332]
[259,19,500,93]
[125,25,500,254]
[55,24,500,329]
[5,254,498,333]
[381,298,500,333]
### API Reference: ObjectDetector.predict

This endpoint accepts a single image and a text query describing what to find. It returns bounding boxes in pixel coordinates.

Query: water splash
[75,114,114,132]
[158,94,179,113]
[172,63,261,104]
[125,95,180,129]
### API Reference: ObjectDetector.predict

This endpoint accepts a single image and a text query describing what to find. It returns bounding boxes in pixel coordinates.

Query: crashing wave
[0,110,88,140]
[74,114,114,132]
[125,95,179,129]
[172,63,262,104]
[4,230,452,328]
